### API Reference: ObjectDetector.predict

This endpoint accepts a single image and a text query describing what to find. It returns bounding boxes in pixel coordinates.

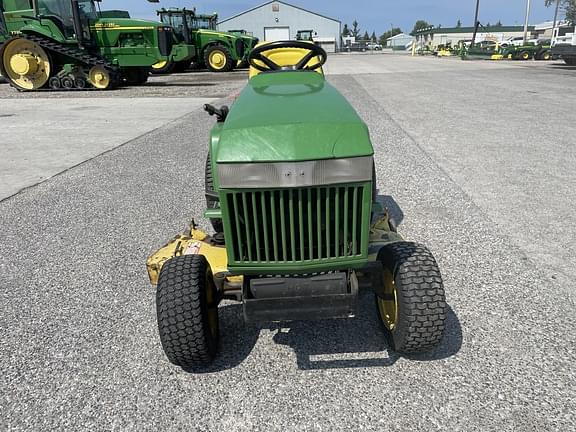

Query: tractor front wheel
[204,45,234,72]
[519,51,531,60]
[156,255,220,369]
[150,60,175,75]
[375,242,446,354]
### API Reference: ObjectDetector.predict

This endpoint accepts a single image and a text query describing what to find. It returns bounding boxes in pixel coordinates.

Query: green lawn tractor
[156,8,246,72]
[0,0,176,90]
[147,41,448,370]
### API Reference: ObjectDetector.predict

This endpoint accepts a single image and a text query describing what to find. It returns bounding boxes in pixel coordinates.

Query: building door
[264,26,290,41]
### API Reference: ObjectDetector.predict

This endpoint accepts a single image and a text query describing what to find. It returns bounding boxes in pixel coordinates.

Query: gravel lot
[1,53,575,431]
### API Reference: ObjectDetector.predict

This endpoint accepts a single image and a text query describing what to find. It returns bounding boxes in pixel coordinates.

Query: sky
[102,0,558,35]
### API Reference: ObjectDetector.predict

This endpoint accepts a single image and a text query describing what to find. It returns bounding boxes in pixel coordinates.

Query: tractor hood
[92,18,164,30]
[216,71,373,163]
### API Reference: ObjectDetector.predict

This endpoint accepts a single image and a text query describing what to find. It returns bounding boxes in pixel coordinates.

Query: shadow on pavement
[271,292,462,370]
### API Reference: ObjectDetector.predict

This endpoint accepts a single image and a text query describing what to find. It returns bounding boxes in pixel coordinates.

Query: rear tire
[150,60,175,75]
[156,255,220,369]
[375,242,446,354]
[205,154,223,233]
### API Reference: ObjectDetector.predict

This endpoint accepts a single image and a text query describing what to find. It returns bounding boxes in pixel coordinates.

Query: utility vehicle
[147,41,447,370]
[0,0,176,90]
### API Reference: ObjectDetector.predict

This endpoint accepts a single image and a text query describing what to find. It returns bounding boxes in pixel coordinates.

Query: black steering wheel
[248,40,327,72]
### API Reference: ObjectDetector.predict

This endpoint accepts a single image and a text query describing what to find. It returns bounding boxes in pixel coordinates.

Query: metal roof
[415,25,535,35]
[218,0,341,25]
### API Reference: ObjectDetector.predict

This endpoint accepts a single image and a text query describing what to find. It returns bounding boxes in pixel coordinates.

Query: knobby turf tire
[205,154,223,233]
[377,242,446,353]
[156,255,219,369]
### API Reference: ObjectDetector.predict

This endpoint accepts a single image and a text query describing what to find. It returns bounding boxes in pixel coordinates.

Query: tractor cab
[34,0,96,43]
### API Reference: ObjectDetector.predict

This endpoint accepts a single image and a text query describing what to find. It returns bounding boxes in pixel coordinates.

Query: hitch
[204,104,229,122]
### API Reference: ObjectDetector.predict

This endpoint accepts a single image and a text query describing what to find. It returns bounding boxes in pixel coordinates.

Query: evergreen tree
[342,24,350,37]
[456,19,462,28]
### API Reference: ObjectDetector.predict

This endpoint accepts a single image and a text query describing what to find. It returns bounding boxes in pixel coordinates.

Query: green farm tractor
[0,0,177,90]
[228,29,258,68]
[147,41,447,370]
[156,8,248,72]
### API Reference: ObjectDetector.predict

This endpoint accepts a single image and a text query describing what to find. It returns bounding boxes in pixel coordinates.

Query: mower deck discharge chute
[147,41,447,370]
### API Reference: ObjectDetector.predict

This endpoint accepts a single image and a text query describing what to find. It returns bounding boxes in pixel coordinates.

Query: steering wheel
[248,40,327,72]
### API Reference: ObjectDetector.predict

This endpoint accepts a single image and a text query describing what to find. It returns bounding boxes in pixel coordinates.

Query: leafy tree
[379,27,402,46]
[411,20,431,35]
[456,19,462,28]
[342,24,350,37]
[545,0,576,23]
[352,20,360,37]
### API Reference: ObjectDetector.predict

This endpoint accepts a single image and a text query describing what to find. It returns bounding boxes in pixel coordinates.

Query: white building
[218,1,342,53]
[386,33,415,50]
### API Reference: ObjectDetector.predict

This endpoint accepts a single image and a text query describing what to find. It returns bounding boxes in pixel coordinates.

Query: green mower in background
[156,8,249,72]
[147,41,448,370]
[0,0,179,90]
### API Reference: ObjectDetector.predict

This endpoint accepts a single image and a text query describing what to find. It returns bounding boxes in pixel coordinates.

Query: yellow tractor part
[376,268,398,330]
[208,48,228,71]
[1,38,51,90]
[249,41,324,78]
[146,224,242,294]
[491,54,504,60]
[88,65,111,89]
[151,60,168,70]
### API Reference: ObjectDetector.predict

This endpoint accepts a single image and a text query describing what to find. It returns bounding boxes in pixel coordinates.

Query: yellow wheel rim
[543,53,550,60]
[209,50,227,70]
[522,53,529,60]
[377,268,398,330]
[1,38,50,90]
[88,65,111,89]
[152,60,167,70]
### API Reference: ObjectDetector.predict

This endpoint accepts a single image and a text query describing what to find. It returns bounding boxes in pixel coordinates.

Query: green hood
[217,71,373,163]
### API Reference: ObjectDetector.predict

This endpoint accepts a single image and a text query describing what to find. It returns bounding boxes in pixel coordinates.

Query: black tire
[204,45,234,72]
[375,242,446,354]
[150,61,175,75]
[519,51,531,61]
[205,154,223,233]
[156,255,220,369]
[123,68,149,85]
[564,57,576,66]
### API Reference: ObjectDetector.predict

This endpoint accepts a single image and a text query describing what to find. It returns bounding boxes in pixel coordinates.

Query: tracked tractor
[156,8,248,72]
[0,0,176,90]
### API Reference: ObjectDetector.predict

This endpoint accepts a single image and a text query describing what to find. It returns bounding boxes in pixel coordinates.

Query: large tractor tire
[204,45,234,72]
[123,67,149,85]
[205,154,223,233]
[518,50,532,61]
[150,60,175,75]
[375,242,446,354]
[537,50,552,61]
[156,255,220,369]
[0,37,51,90]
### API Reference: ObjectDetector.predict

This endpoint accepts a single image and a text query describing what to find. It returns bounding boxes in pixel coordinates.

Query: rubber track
[379,242,447,353]
[156,255,218,369]
[21,33,120,90]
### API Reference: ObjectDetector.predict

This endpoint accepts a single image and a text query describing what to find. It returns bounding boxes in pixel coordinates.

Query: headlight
[217,156,373,189]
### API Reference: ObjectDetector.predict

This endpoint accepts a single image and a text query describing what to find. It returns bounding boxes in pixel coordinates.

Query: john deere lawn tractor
[147,41,447,370]
[0,0,175,90]
[156,8,247,72]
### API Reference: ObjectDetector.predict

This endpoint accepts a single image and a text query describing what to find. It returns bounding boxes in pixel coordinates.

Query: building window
[272,3,279,12]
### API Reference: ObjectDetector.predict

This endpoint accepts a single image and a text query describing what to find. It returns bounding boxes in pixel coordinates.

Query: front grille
[223,184,370,267]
